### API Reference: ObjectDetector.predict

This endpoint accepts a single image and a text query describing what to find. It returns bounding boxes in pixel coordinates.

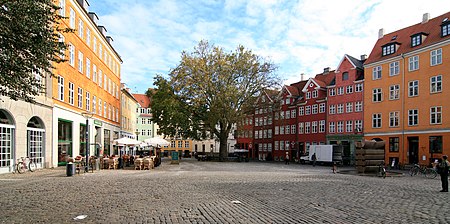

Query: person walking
[285,152,290,165]
[438,155,449,192]
[311,153,317,167]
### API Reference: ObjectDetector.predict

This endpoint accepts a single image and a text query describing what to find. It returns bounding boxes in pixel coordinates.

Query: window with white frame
[346,120,353,133]
[372,66,382,80]
[59,0,65,16]
[86,92,90,111]
[329,122,335,133]
[178,141,182,148]
[298,122,304,134]
[389,111,399,127]
[77,87,83,108]
[58,33,65,59]
[306,92,311,99]
[86,29,90,47]
[68,82,74,105]
[389,61,399,76]
[274,141,279,150]
[98,98,102,115]
[337,104,344,114]
[319,103,325,113]
[298,107,304,116]
[305,106,311,115]
[355,83,363,92]
[408,55,419,71]
[92,64,97,83]
[58,76,64,101]
[355,101,363,112]
[408,109,418,126]
[104,74,107,90]
[329,88,336,96]
[291,109,296,118]
[411,34,421,47]
[285,125,290,134]
[431,49,442,66]
[103,102,107,117]
[86,58,90,79]
[312,104,318,114]
[329,105,336,114]
[346,102,353,113]
[382,44,395,56]
[355,120,362,131]
[274,126,279,135]
[312,121,318,133]
[92,96,96,114]
[263,130,268,138]
[442,22,450,37]
[291,124,296,134]
[430,75,442,93]
[286,110,290,119]
[93,37,97,53]
[285,98,290,104]
[69,43,75,66]
[389,84,400,100]
[78,19,83,39]
[312,90,318,98]
[337,121,344,133]
[280,126,284,135]
[319,120,325,133]
[254,131,258,139]
[268,129,272,138]
[372,113,382,128]
[337,87,344,95]
[408,80,419,97]
[373,88,382,102]
[430,106,442,124]
[69,7,75,28]
[346,85,353,94]
[280,141,284,151]
[78,51,83,73]
[305,122,310,134]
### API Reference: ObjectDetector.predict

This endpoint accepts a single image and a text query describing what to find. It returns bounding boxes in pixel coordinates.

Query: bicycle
[378,162,386,178]
[16,157,37,174]
[409,164,437,179]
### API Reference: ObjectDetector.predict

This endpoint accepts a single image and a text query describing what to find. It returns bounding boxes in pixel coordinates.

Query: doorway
[408,137,419,164]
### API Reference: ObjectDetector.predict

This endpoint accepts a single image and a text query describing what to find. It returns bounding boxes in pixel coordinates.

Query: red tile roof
[365,12,450,65]
[133,94,151,108]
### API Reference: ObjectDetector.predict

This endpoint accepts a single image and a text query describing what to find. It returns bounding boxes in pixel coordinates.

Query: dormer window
[411,34,422,47]
[441,18,450,37]
[382,43,396,56]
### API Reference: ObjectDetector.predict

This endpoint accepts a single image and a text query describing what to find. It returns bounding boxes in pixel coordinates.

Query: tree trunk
[218,131,228,161]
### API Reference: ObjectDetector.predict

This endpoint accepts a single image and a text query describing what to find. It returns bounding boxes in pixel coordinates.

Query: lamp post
[81,112,94,172]
[135,131,140,156]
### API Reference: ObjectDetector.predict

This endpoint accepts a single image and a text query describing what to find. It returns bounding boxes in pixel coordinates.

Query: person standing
[311,153,317,167]
[285,152,289,165]
[438,155,449,192]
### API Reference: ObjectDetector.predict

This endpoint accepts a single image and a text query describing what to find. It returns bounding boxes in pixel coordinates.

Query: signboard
[171,151,179,164]
[249,143,252,149]
[94,120,103,126]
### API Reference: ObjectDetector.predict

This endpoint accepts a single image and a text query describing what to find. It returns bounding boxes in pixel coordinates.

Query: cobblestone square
[0,159,449,224]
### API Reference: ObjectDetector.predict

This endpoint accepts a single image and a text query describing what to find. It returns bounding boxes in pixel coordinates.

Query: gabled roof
[365,11,450,65]
[133,93,151,108]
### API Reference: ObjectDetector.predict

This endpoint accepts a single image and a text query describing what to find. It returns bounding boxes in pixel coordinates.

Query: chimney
[76,0,90,11]
[97,26,107,36]
[301,73,305,81]
[360,54,367,61]
[323,67,330,74]
[106,36,114,45]
[422,13,430,24]
[378,28,384,39]
[88,12,98,25]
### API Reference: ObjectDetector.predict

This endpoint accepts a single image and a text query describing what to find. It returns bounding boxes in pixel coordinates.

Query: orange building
[52,0,122,165]
[364,12,450,167]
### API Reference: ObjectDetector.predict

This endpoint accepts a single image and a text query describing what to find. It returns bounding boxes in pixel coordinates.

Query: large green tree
[0,0,69,103]
[150,40,279,160]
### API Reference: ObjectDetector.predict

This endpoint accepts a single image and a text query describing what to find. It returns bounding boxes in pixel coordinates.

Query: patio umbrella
[112,137,141,146]
[143,137,170,148]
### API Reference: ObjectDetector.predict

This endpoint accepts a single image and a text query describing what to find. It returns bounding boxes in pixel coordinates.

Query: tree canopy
[149,40,280,159]
[0,0,69,102]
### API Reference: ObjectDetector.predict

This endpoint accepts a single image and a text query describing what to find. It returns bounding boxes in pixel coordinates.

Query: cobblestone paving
[1,158,449,224]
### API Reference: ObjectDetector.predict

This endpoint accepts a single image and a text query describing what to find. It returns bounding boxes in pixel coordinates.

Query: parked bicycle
[378,162,386,178]
[16,157,37,174]
[409,164,437,179]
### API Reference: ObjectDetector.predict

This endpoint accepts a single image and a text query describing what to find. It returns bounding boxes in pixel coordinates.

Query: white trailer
[300,145,343,165]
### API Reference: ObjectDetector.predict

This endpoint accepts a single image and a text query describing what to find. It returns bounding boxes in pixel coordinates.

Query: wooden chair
[108,158,117,169]
[102,158,109,169]
[134,158,143,170]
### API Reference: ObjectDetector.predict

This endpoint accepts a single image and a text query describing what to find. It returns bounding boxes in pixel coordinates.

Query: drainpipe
[401,53,406,166]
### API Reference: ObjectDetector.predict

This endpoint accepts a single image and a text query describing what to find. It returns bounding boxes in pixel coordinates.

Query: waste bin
[66,162,75,176]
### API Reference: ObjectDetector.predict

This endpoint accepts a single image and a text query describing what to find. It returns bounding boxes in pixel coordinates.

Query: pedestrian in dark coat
[438,155,449,192]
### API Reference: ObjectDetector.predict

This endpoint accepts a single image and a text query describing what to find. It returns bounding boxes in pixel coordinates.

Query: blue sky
[89,0,449,94]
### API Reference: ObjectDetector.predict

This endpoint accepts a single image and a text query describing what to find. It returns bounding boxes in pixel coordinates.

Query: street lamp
[81,112,94,172]
[135,130,140,156]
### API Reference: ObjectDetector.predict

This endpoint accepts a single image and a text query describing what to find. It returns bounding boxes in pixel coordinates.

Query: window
[103,102,107,117]
[346,120,353,133]
[104,74,107,90]
[337,87,344,95]
[92,96,96,114]
[311,121,317,133]
[59,0,65,16]
[355,120,363,132]
[342,72,348,81]
[178,141,182,148]
[346,85,353,94]
[86,58,90,79]
[372,113,382,128]
[389,111,399,127]
[329,122,335,133]
[337,104,344,114]
[68,82,74,105]
[57,76,64,101]
[312,90,318,98]
[86,29,91,47]
[319,120,325,133]
[285,125,290,134]
[280,126,284,135]
[319,103,325,113]
[298,123,304,134]
[291,125,296,134]
[305,122,310,134]
[408,56,419,71]
[69,43,75,66]
[329,105,336,114]
[312,104,318,114]
[285,98,290,104]
[69,7,75,28]
[329,88,336,96]
[85,92,90,111]
[306,92,311,99]
[429,136,442,153]
[98,70,102,87]
[78,51,83,73]
[382,44,395,56]
[93,37,97,53]
[442,22,450,37]
[373,88,382,102]
[305,106,311,115]
[78,19,83,39]
[286,110,291,119]
[372,66,382,80]
[430,75,442,93]
[346,102,353,113]
[389,84,399,100]
[355,101,362,112]
[411,34,421,47]
[408,80,419,97]
[92,64,97,83]
[355,83,363,92]
[291,109,296,118]
[58,33,65,59]
[98,98,102,115]
[77,87,83,108]
[408,109,418,126]
[389,61,399,76]
[431,49,442,66]
[337,121,344,133]
[389,137,399,152]
[298,107,304,116]
[430,106,442,124]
